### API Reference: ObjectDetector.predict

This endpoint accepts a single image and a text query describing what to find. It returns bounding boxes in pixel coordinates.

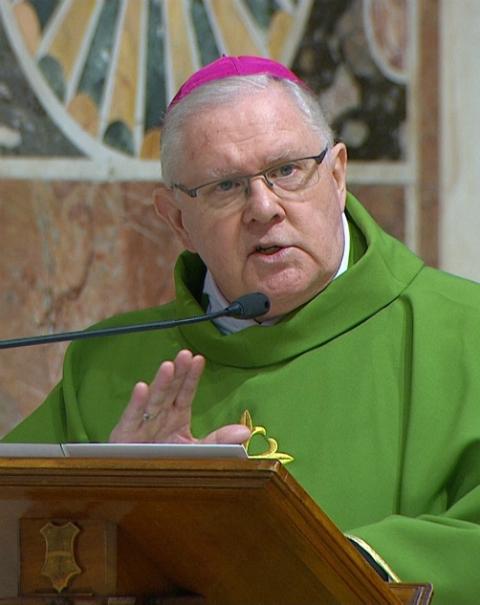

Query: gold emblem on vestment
[241,409,294,464]
[40,521,82,593]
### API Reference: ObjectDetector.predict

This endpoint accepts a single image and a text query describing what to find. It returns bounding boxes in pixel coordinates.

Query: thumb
[202,423,251,445]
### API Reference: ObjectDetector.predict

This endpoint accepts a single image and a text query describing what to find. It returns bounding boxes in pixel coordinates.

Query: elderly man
[4,56,480,603]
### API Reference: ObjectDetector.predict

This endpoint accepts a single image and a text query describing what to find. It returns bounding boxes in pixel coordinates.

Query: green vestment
[5,194,480,604]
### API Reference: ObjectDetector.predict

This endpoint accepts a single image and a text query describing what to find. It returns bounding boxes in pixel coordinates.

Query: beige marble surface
[0,181,182,437]
[440,0,480,282]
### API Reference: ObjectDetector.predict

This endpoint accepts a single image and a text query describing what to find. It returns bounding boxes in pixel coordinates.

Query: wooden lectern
[0,457,432,604]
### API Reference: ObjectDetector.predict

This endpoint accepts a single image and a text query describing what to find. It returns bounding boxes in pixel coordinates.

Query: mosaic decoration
[0,0,314,166]
[0,15,81,157]
[292,0,407,160]
[0,0,408,172]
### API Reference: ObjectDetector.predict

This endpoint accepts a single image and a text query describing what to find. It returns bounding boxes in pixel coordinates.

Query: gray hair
[160,74,334,185]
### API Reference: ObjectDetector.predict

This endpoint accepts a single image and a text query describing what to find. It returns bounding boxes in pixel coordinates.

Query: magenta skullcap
[167,55,304,112]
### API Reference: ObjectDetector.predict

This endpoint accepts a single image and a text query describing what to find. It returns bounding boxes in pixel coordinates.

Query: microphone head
[225,292,271,320]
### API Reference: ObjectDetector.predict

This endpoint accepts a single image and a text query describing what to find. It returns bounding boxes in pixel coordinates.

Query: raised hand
[109,349,250,444]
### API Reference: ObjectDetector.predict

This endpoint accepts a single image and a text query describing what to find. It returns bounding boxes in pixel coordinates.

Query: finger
[148,350,202,416]
[139,351,202,440]
[174,354,205,410]
[118,381,150,425]
[202,424,251,445]
[148,360,176,402]
[109,381,150,442]
[148,350,193,407]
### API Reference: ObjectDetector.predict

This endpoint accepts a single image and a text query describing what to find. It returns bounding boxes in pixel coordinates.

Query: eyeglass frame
[171,146,329,199]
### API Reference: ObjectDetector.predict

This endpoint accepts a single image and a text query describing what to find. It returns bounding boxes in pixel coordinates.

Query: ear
[328,142,348,212]
[153,185,197,252]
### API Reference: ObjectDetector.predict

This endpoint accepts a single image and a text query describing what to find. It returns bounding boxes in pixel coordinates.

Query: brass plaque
[40,521,82,593]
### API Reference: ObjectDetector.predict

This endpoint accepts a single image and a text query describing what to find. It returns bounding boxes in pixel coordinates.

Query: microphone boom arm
[0,293,270,350]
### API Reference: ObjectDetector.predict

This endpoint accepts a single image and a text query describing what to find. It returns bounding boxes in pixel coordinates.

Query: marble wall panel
[0,180,182,437]
[440,0,480,282]
[349,185,405,242]
[417,0,439,268]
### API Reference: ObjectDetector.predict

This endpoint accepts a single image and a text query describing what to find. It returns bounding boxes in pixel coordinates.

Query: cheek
[183,213,236,259]
[297,204,344,260]
[180,210,211,251]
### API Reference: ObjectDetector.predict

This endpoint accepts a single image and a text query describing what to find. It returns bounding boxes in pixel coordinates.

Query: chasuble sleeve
[1,382,67,443]
[349,443,480,605]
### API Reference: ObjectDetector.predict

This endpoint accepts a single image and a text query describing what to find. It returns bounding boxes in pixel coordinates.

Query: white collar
[203,213,350,334]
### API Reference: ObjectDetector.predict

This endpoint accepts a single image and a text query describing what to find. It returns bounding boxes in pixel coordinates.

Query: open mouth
[255,245,282,255]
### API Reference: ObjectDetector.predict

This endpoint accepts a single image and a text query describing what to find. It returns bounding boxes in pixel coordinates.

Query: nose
[242,175,285,224]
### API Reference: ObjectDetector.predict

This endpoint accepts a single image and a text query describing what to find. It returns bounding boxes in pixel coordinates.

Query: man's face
[156,85,347,319]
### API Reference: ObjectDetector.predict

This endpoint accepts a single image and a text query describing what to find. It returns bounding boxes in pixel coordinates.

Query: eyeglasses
[172,146,329,207]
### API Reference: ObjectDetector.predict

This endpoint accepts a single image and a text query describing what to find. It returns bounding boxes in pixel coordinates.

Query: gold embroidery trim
[240,409,294,465]
[346,534,401,583]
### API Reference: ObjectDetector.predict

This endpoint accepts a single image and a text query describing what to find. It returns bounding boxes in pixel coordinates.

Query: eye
[216,180,235,192]
[268,162,298,180]
[212,178,244,194]
[278,163,295,177]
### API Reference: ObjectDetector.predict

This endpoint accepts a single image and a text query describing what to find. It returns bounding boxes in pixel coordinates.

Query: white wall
[440,0,480,281]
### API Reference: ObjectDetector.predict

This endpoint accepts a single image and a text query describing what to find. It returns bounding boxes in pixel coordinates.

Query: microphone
[223,291,270,319]
[0,292,271,350]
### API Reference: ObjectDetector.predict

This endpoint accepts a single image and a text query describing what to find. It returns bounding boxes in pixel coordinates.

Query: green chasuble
[5,194,480,603]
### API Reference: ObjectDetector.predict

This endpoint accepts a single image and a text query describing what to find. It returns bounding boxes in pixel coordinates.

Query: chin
[262,282,329,318]
[262,295,304,319]
[242,270,328,315]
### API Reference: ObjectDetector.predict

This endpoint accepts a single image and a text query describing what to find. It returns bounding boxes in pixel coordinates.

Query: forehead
[178,86,318,178]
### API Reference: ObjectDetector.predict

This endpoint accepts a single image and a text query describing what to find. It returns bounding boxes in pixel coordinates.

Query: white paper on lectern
[62,443,248,458]
[0,443,64,457]
[0,442,248,459]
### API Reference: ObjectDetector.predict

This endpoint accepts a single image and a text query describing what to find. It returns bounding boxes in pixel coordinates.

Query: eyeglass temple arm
[173,183,198,198]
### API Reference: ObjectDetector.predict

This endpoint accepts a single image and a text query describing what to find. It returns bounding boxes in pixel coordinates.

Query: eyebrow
[208,166,245,180]
[207,150,306,181]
